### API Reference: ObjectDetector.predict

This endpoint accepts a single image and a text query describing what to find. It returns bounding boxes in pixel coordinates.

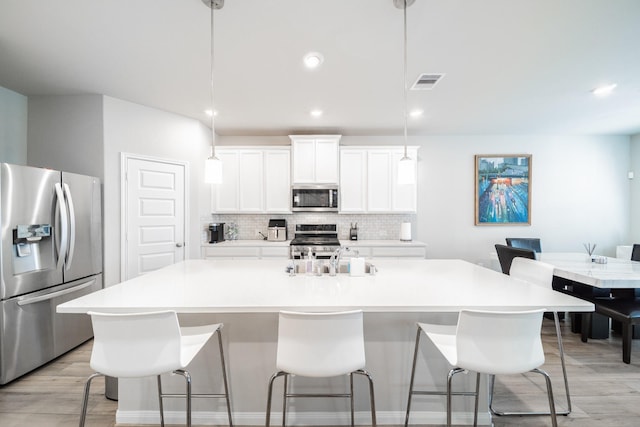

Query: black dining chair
[631,244,640,262]
[495,244,536,275]
[506,237,542,253]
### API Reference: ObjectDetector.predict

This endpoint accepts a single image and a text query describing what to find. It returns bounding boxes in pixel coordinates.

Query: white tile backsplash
[202,213,416,243]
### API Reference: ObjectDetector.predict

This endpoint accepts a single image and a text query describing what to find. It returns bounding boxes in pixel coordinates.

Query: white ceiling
[1,0,640,136]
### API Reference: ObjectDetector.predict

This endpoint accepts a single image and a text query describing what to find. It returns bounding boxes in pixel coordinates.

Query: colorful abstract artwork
[475,154,531,225]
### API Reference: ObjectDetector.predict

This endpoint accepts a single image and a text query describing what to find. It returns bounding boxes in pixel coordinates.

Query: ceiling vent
[411,73,445,90]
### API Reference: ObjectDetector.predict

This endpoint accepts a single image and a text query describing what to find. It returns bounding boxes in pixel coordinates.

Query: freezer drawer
[0,274,102,384]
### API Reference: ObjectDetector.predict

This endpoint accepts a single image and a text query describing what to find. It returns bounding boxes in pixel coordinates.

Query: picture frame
[474,154,531,225]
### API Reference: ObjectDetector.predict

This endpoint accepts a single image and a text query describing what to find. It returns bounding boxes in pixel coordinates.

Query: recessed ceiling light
[409,109,424,118]
[205,109,218,117]
[592,84,617,97]
[303,52,324,69]
[310,109,323,117]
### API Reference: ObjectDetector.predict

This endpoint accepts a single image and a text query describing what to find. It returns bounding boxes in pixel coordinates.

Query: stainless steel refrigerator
[0,163,102,384]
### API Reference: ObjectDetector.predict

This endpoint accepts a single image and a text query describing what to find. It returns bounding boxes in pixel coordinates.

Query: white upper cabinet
[339,149,367,212]
[290,135,340,184]
[339,146,418,214]
[264,149,291,213]
[212,147,291,214]
[238,150,264,212]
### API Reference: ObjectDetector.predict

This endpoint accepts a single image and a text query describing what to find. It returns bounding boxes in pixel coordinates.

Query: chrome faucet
[329,247,359,275]
[329,247,345,273]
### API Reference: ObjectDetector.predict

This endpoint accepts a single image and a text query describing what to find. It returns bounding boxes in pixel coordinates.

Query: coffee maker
[209,223,225,244]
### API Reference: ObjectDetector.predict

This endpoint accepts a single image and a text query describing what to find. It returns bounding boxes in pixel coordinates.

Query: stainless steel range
[290,224,341,259]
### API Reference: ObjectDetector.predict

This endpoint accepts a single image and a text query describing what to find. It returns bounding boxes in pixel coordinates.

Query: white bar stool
[493,257,571,416]
[79,310,233,427]
[266,310,376,427]
[404,309,557,427]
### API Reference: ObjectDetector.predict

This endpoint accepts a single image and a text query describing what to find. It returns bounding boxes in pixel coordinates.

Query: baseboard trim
[116,409,492,425]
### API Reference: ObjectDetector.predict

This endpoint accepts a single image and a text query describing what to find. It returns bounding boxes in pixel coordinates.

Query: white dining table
[538,252,640,289]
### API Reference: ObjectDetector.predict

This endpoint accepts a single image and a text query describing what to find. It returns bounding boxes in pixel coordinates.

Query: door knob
[175,243,183,248]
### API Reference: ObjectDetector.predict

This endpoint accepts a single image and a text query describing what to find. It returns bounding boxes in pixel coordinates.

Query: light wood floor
[1,317,639,427]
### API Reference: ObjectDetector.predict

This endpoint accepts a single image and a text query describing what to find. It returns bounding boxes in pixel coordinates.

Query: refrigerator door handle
[54,183,69,270]
[63,183,76,269]
[16,278,96,306]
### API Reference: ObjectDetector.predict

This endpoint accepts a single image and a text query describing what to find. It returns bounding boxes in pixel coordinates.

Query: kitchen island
[58,259,592,426]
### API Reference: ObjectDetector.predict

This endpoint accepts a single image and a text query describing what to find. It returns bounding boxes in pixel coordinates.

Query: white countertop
[57,259,592,314]
[202,239,290,247]
[539,252,640,288]
[341,239,426,247]
[201,239,426,247]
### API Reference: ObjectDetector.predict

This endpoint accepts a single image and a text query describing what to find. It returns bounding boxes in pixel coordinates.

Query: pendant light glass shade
[205,155,223,184]
[397,155,415,185]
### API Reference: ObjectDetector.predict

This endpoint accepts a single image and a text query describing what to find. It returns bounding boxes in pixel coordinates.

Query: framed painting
[474,154,531,225]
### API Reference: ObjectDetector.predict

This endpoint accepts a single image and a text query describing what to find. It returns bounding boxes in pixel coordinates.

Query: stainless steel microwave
[291,185,339,212]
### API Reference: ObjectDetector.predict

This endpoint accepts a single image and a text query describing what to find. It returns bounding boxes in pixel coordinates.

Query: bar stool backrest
[276,310,366,378]
[455,309,545,375]
[88,310,183,378]
[509,257,555,290]
[495,244,536,275]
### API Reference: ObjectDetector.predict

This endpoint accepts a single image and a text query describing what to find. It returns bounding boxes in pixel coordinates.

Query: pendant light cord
[402,0,408,159]
[210,0,216,159]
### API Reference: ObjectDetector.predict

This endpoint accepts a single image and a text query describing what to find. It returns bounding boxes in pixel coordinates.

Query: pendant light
[395,0,416,185]
[203,0,223,184]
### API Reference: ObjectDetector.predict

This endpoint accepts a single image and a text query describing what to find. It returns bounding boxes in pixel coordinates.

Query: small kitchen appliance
[267,219,287,241]
[350,223,358,241]
[291,185,339,212]
[209,223,225,244]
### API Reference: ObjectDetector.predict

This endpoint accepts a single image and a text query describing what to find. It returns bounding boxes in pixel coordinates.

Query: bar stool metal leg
[489,311,571,416]
[157,375,165,427]
[266,371,287,427]
[282,374,288,427]
[353,369,377,427]
[404,327,422,427]
[215,328,234,427]
[79,373,103,427]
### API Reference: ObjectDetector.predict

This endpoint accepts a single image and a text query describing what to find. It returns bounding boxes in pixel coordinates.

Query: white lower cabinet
[340,146,417,213]
[342,243,426,259]
[202,244,289,259]
[212,147,291,214]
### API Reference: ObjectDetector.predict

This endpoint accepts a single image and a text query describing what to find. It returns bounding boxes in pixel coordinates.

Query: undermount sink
[288,261,376,275]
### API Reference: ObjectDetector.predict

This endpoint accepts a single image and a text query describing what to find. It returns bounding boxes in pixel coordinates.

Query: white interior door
[123,155,187,280]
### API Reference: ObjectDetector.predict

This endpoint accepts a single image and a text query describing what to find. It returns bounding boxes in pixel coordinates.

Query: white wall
[630,133,640,243]
[103,96,212,286]
[27,95,104,177]
[0,86,28,164]
[418,134,630,264]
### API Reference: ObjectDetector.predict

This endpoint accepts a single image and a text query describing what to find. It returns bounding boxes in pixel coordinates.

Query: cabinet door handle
[176,243,183,248]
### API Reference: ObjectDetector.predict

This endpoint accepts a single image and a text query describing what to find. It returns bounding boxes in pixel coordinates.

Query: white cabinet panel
[291,135,340,184]
[367,150,393,212]
[339,149,367,212]
[238,151,264,212]
[265,150,291,213]
[291,139,316,183]
[314,138,339,183]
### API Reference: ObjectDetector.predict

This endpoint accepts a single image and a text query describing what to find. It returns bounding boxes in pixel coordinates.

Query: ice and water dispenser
[12,224,54,274]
